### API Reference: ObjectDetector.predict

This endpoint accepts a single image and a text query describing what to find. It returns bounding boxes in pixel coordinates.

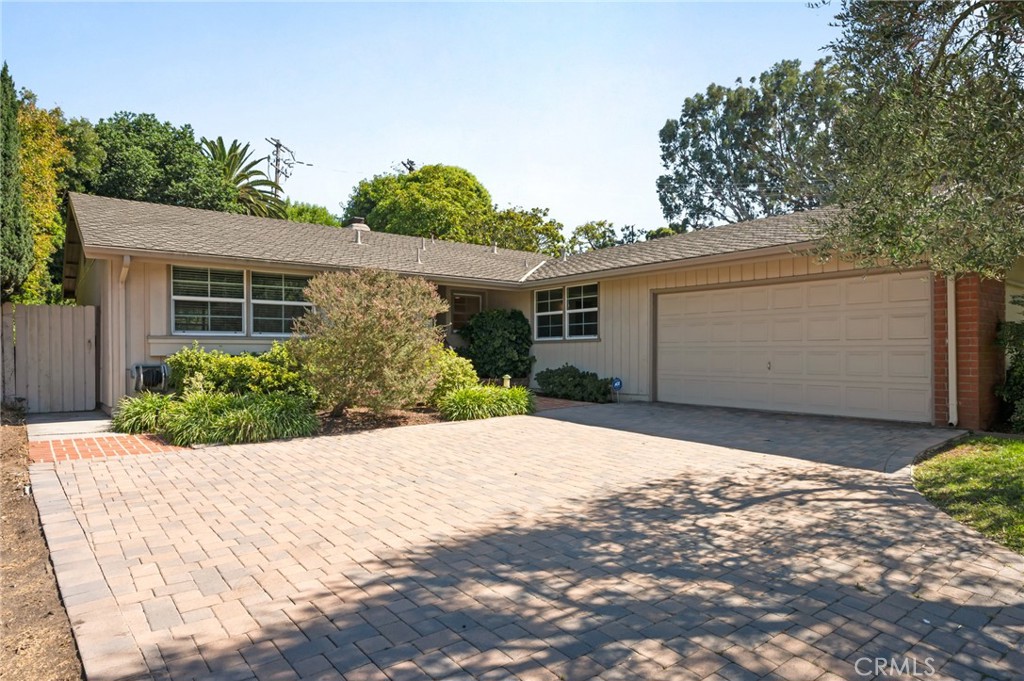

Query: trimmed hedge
[437,385,534,421]
[534,364,612,403]
[166,341,316,401]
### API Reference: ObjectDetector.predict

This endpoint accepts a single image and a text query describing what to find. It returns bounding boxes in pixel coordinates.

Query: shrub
[458,309,534,378]
[535,364,612,403]
[166,341,315,401]
[997,295,1024,431]
[111,392,174,434]
[428,345,478,407]
[157,391,318,446]
[291,269,448,414]
[437,385,534,421]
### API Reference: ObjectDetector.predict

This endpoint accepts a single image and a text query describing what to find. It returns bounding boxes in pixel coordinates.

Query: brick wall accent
[933,275,1006,430]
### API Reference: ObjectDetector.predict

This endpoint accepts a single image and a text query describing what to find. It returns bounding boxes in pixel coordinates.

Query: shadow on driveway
[536,402,963,473]
[181,463,1023,680]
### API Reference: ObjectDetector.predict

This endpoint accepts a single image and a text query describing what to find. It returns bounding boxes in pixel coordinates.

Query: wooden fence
[1,303,98,413]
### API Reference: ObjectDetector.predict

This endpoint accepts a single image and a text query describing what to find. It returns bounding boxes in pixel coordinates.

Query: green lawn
[914,437,1024,554]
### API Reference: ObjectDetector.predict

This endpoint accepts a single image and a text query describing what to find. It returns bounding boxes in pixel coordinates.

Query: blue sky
[2,2,839,232]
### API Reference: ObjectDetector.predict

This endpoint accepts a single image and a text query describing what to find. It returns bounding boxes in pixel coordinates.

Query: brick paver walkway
[29,434,183,463]
[30,404,1023,681]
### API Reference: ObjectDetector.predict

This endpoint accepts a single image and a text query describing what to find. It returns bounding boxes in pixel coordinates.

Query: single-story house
[62,192,1023,430]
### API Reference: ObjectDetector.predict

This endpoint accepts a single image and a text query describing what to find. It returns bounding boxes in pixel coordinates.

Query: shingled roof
[67,193,829,287]
[68,193,546,285]
[527,208,833,281]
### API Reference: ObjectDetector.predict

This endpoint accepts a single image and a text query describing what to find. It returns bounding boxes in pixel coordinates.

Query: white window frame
[171,266,246,336]
[565,283,599,340]
[534,283,599,341]
[534,287,566,341]
[250,270,313,337]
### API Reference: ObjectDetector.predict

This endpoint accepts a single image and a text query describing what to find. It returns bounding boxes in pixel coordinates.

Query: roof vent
[349,217,370,231]
[492,242,498,254]
[562,249,569,262]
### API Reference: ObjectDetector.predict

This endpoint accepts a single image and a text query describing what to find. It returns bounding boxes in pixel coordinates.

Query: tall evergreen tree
[1,63,32,301]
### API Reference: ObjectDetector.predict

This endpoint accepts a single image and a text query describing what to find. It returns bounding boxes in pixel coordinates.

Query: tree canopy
[818,1,1024,278]
[92,112,236,211]
[1,63,32,301]
[285,200,342,227]
[657,59,842,229]
[16,91,72,303]
[343,164,567,254]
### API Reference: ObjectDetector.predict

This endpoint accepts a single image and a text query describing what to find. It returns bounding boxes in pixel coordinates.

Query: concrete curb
[30,463,150,681]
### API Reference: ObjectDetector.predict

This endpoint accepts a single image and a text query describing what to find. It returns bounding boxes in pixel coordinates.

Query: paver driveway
[32,404,1024,681]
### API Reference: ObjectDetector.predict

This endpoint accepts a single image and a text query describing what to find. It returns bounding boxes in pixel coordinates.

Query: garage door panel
[888,350,929,379]
[847,351,884,377]
[773,318,803,341]
[808,283,841,307]
[888,313,929,340]
[847,279,884,305]
[808,317,841,341]
[656,272,933,422]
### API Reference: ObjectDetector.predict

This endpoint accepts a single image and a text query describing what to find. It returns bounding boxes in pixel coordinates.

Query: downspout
[946,276,958,427]
[119,256,131,401]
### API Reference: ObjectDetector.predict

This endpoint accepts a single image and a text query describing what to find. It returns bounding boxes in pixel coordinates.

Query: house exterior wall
[519,252,875,401]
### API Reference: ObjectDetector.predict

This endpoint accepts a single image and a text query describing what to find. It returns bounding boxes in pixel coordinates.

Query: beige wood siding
[1008,258,1024,323]
[527,252,881,401]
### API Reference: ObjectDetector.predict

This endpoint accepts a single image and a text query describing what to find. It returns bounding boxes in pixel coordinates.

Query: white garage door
[655,272,933,422]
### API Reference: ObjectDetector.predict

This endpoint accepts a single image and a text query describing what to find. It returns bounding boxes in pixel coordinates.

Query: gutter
[946,276,959,427]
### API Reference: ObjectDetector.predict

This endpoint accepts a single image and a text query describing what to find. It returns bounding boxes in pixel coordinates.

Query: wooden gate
[1,304,98,413]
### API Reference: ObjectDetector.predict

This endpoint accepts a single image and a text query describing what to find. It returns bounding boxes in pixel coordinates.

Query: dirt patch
[1,417,83,681]
[319,406,443,436]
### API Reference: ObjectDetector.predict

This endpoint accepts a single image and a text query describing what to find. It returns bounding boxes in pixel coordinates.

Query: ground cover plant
[914,437,1024,554]
[437,385,534,421]
[535,363,613,403]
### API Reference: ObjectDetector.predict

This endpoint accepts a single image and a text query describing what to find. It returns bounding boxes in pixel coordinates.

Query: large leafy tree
[57,116,104,195]
[344,164,567,253]
[15,91,72,303]
[1,64,32,301]
[568,221,648,253]
[819,1,1024,278]
[91,112,236,210]
[657,59,843,229]
[344,164,493,240]
[284,200,342,227]
[201,136,285,218]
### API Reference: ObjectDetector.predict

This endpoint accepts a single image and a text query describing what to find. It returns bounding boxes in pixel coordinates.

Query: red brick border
[29,434,183,464]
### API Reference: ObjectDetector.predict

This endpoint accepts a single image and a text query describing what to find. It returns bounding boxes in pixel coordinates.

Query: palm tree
[201,137,285,218]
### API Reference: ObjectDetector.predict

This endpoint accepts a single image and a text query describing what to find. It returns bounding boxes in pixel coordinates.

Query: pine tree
[1,63,33,300]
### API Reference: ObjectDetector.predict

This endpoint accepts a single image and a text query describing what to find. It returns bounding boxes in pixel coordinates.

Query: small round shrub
[158,392,240,446]
[111,392,174,434]
[458,309,534,378]
[166,341,316,401]
[534,364,612,403]
[437,385,534,421]
[428,345,478,407]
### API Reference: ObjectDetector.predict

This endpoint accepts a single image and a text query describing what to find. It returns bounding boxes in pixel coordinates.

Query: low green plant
[156,390,318,446]
[458,309,534,378]
[428,345,479,407]
[534,364,612,403]
[437,385,534,421]
[111,392,174,434]
[166,341,316,401]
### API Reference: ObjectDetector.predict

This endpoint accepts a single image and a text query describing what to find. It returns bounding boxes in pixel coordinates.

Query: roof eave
[80,245,532,290]
[523,240,821,286]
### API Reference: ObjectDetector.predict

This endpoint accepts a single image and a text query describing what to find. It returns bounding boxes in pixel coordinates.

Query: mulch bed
[319,406,443,436]
[0,413,83,681]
